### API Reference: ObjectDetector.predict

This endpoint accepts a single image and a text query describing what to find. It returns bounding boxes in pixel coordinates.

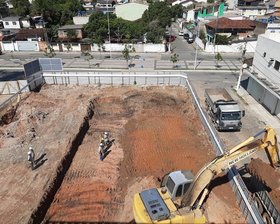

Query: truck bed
[205,88,234,102]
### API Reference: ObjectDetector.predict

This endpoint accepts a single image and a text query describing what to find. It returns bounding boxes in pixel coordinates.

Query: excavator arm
[181,126,280,208]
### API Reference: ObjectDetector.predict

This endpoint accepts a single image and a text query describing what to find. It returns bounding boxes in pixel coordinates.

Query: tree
[215,52,223,67]
[11,0,30,16]
[199,28,207,49]
[96,37,105,59]
[31,0,82,26]
[215,34,229,45]
[170,53,179,68]
[171,4,183,19]
[122,45,135,68]
[66,29,77,40]
[44,45,56,57]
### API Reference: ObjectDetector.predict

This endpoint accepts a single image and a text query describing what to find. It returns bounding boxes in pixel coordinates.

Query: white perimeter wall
[50,43,166,53]
[195,37,257,53]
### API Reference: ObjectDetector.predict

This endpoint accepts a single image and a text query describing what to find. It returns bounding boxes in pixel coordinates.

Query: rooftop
[15,28,46,40]
[58,24,84,30]
[206,17,256,29]
[2,16,21,21]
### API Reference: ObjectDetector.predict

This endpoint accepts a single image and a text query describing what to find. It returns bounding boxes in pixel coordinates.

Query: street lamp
[194,20,200,70]
[236,63,248,91]
[106,0,112,59]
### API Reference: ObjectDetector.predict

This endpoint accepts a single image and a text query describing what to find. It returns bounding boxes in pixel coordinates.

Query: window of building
[5,22,9,25]
[263,52,266,57]
[274,60,280,71]
[12,22,16,25]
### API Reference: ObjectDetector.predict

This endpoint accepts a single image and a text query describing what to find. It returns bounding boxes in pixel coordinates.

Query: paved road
[188,71,272,164]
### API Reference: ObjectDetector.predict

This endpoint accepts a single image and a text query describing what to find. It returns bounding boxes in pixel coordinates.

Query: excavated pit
[246,158,280,212]
[28,100,94,224]
[0,85,246,224]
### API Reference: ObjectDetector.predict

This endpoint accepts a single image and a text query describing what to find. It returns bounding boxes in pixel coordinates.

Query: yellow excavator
[133,127,280,223]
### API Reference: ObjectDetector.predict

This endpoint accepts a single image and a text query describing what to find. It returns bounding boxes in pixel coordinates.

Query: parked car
[178,30,184,36]
[166,35,176,42]
[183,33,194,44]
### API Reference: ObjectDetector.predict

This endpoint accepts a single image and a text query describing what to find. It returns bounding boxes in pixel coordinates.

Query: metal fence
[0,76,44,115]
[43,71,264,223]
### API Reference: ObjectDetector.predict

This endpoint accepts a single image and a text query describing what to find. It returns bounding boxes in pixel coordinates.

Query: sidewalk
[237,87,280,140]
[0,56,242,71]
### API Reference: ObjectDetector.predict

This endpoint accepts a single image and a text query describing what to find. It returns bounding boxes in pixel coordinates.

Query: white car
[178,30,184,36]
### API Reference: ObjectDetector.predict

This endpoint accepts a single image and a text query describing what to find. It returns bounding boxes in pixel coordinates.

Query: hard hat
[100,143,104,146]
[29,146,33,150]
[104,132,108,135]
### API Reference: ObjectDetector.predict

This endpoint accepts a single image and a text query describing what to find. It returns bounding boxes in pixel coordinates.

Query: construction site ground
[0,84,246,223]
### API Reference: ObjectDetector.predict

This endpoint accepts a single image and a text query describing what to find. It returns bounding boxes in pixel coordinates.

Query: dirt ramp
[247,158,280,211]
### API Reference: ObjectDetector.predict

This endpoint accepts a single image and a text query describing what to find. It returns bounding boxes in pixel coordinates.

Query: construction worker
[98,143,105,161]
[27,146,35,170]
[103,132,110,146]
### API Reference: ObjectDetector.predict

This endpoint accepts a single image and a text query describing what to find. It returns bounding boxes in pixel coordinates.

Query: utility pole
[194,20,200,70]
[213,6,220,54]
[236,63,248,91]
[106,0,112,59]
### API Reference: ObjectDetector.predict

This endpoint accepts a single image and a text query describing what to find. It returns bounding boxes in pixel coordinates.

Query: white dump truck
[205,88,245,131]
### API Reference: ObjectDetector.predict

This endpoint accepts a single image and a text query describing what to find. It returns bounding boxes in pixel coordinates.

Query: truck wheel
[262,212,272,224]
[254,197,264,214]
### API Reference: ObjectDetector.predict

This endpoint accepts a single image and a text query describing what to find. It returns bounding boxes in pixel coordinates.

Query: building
[115,3,148,21]
[183,2,224,22]
[205,17,256,42]
[2,16,21,29]
[238,5,268,20]
[73,14,90,25]
[57,24,84,41]
[247,21,280,117]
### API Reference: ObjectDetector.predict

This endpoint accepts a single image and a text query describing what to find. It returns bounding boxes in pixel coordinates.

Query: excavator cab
[160,170,194,200]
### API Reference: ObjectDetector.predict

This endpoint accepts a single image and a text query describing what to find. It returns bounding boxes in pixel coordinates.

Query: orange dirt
[46,86,244,223]
[0,85,245,223]
[247,158,280,211]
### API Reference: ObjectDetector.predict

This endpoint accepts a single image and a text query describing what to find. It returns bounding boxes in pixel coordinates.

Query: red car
[167,35,176,42]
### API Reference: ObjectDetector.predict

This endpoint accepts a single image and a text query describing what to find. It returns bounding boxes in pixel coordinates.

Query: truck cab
[216,104,245,131]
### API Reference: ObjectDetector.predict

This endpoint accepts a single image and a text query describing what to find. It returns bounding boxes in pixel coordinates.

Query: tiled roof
[58,24,84,30]
[206,17,256,29]
[15,28,46,40]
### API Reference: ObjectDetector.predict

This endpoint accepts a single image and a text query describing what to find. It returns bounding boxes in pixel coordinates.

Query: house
[183,2,225,22]
[32,16,47,28]
[15,28,47,51]
[172,0,194,8]
[15,28,47,41]
[238,5,268,20]
[205,17,256,42]
[57,24,84,41]
[2,16,21,29]
[115,3,148,21]
[274,0,280,17]
[246,21,280,117]
[95,0,115,14]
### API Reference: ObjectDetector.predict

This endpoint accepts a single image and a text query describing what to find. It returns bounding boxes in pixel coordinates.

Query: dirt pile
[247,158,280,211]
